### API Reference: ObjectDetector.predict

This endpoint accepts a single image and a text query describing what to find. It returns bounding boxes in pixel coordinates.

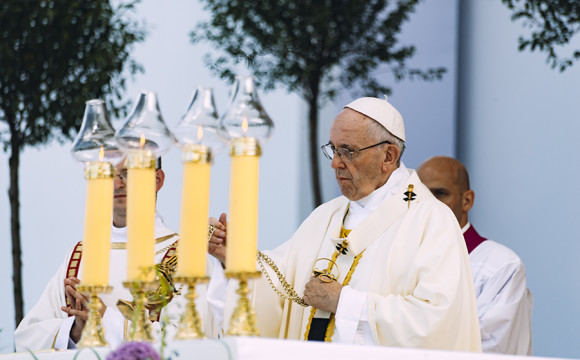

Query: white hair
[366,118,405,165]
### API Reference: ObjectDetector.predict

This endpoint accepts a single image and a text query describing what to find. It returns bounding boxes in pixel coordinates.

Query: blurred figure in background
[418,156,533,355]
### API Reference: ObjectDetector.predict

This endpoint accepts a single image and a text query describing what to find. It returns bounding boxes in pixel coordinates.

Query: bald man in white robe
[418,156,533,355]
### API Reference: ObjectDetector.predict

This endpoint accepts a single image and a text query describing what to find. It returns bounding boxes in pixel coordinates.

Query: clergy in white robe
[210,97,482,352]
[14,213,218,351]
[418,156,533,355]
[464,223,533,354]
[15,160,219,351]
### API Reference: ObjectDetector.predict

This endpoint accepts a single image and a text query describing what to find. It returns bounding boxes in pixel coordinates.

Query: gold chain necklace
[257,251,308,307]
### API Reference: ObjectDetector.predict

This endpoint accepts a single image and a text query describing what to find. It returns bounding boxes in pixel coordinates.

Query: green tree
[192,0,445,208]
[502,0,580,71]
[0,0,145,327]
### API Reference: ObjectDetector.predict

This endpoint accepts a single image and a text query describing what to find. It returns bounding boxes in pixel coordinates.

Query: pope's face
[329,109,387,201]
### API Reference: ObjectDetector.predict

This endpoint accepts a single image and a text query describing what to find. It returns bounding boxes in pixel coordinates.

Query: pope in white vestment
[211,97,482,352]
[14,213,218,351]
[239,165,481,350]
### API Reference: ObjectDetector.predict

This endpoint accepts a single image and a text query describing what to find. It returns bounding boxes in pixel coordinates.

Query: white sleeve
[477,261,533,355]
[207,256,228,334]
[14,251,72,352]
[54,316,75,349]
[334,286,373,344]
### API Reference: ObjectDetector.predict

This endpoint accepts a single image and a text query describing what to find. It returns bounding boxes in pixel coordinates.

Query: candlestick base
[122,280,158,342]
[225,271,261,336]
[173,276,210,340]
[76,285,113,348]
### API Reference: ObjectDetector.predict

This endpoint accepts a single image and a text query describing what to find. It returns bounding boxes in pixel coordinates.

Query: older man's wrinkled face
[329,109,387,201]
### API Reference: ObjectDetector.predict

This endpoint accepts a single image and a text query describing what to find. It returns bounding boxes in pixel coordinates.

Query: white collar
[461,222,471,234]
[344,162,411,229]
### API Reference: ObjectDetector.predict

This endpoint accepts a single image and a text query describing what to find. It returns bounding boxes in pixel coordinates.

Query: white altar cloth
[1,337,574,360]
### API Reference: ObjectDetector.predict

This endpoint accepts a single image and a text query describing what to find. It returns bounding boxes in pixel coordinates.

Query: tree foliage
[0,0,145,327]
[0,0,145,150]
[192,0,444,207]
[502,0,580,71]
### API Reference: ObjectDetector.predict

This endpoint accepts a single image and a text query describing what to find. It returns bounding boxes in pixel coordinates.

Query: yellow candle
[177,153,211,277]
[81,163,114,286]
[126,161,156,282]
[226,140,260,272]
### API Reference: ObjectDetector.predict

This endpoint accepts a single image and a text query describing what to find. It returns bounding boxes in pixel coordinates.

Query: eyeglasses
[321,140,392,162]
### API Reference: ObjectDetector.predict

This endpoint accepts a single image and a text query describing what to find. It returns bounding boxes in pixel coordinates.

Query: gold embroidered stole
[64,234,178,309]
[304,225,365,341]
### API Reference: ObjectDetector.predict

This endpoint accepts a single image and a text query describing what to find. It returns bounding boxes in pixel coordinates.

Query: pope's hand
[208,212,227,266]
[60,277,106,343]
[303,276,343,313]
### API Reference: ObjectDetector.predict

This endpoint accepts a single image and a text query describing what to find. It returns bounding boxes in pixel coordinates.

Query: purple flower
[106,342,161,360]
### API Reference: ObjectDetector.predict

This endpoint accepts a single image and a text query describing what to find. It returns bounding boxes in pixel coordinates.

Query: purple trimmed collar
[463,224,487,254]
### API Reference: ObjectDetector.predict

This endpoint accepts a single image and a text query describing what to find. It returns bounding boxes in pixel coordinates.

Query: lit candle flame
[197,124,204,142]
[99,146,104,161]
[140,134,145,149]
[242,116,248,136]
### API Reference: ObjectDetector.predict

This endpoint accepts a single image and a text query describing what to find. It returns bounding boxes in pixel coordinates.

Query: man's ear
[155,169,165,192]
[463,189,474,213]
[382,145,400,172]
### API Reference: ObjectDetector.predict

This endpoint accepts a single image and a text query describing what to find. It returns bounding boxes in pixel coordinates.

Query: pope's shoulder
[316,195,348,210]
[413,183,461,226]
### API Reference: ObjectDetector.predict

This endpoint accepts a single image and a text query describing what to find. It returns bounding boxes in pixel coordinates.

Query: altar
[2,338,575,360]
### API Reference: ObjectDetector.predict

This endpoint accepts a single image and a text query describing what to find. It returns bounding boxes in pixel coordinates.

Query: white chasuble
[226,170,481,352]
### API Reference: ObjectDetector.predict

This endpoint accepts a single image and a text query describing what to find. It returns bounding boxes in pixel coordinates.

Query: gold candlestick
[123,280,158,342]
[225,271,261,336]
[174,276,210,339]
[77,285,113,348]
[116,90,175,281]
[220,75,273,337]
